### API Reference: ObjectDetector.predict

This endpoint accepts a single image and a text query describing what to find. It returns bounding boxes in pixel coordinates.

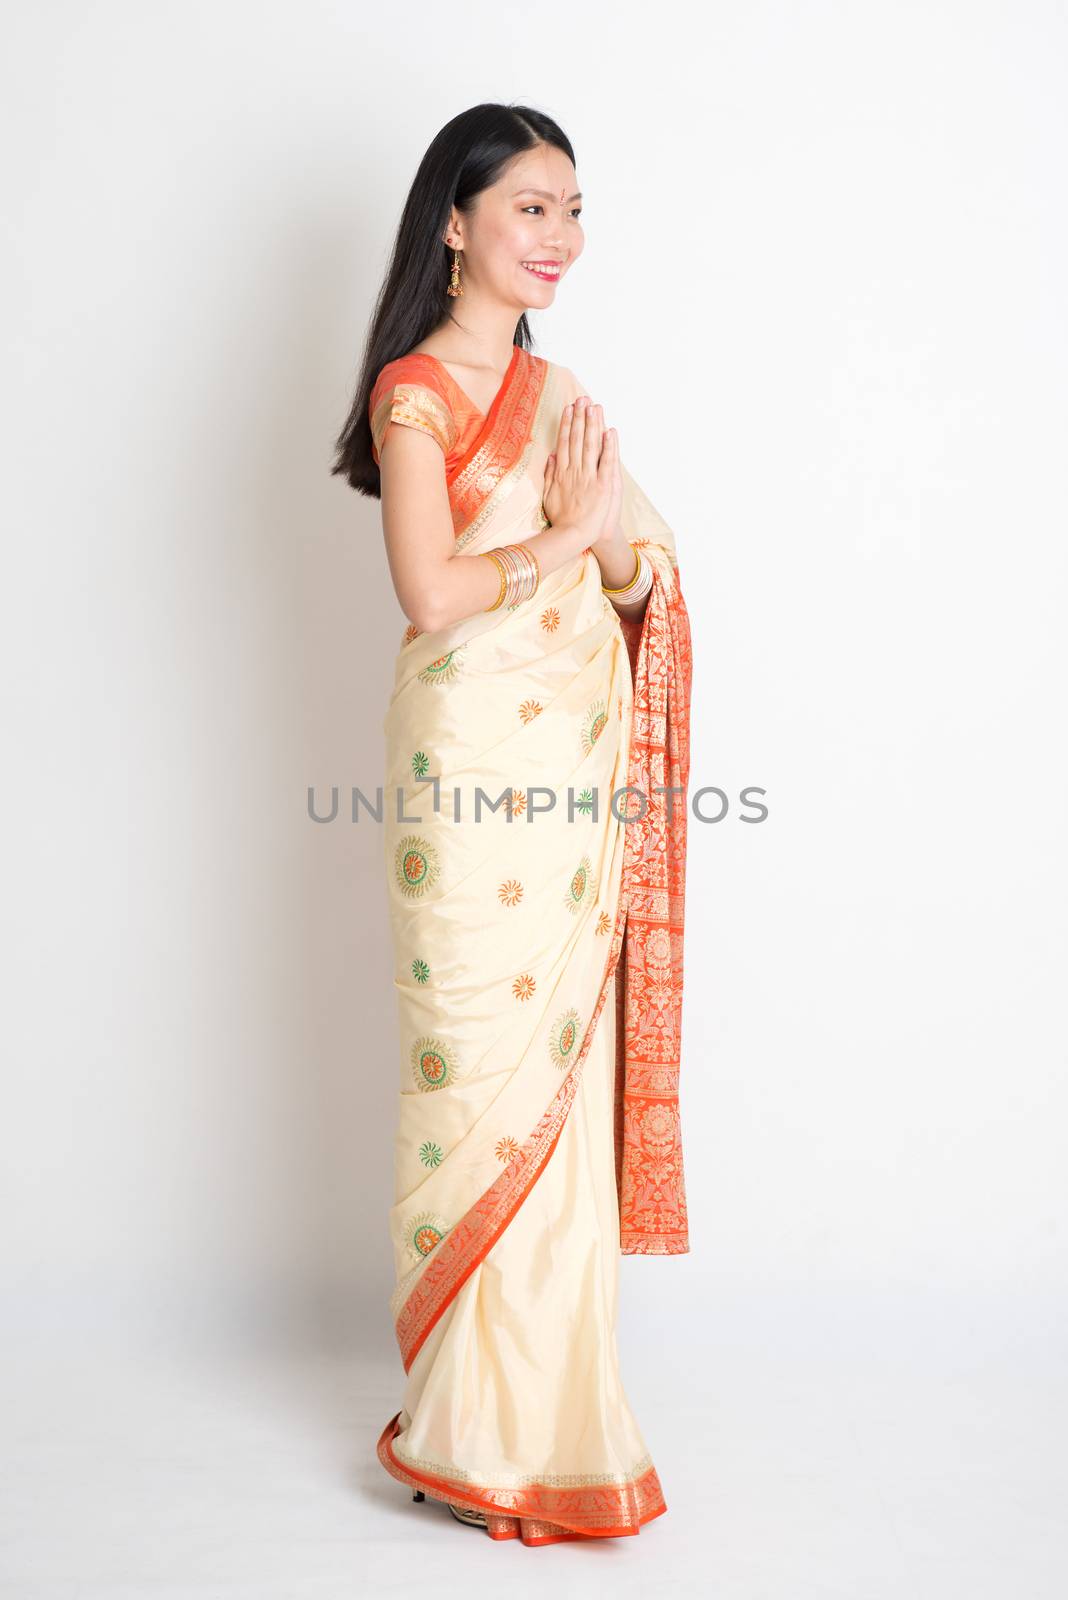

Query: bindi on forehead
[511,185,584,204]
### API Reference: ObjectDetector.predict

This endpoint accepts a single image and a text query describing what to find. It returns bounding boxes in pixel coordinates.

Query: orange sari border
[377,1412,668,1544]
[614,554,694,1254]
[448,346,549,545]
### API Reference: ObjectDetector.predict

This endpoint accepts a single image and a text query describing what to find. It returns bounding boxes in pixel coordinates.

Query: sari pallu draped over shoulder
[369,344,693,1544]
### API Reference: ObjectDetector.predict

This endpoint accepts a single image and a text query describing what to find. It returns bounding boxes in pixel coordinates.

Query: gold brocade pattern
[370,382,457,461]
[395,1435,655,1489]
[448,349,550,546]
[378,1413,667,1543]
[451,439,535,553]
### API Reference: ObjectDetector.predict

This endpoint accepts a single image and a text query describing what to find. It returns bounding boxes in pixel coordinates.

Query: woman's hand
[541,397,618,546]
[599,416,623,544]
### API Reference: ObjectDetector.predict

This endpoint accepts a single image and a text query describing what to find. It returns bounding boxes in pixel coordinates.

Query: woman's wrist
[546,519,601,557]
[593,526,637,586]
[596,527,653,619]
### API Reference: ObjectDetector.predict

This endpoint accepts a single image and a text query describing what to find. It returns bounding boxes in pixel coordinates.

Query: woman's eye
[521,205,583,219]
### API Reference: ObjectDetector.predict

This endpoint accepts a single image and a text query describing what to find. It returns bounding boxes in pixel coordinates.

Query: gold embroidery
[379,1414,667,1536]
[449,353,551,547]
[452,440,534,552]
[371,383,457,460]
[394,1435,655,1490]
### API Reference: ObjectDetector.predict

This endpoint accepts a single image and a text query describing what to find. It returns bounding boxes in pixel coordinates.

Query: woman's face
[454,144,584,310]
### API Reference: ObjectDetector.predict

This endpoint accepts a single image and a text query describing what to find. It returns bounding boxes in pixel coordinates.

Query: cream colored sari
[369,345,693,1545]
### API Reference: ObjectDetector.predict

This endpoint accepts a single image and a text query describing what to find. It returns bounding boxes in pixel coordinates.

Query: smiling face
[446,142,584,310]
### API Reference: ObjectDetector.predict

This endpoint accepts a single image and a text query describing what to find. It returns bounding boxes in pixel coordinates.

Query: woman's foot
[448,1501,488,1528]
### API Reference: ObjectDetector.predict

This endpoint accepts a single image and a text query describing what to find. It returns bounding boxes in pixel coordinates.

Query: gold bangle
[484,543,541,612]
[483,551,508,611]
[601,544,641,595]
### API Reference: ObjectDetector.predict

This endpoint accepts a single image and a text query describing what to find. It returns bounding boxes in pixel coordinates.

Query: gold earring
[446,246,463,298]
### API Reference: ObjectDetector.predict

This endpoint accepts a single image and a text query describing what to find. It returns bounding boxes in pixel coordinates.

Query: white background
[3,2,1066,1595]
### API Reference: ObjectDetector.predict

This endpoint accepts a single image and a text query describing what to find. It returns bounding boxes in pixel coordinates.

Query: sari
[367,342,693,1545]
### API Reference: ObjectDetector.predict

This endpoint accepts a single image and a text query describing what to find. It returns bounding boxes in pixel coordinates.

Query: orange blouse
[369,352,488,475]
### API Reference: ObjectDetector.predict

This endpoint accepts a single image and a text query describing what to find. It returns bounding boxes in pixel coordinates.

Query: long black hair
[330,102,576,497]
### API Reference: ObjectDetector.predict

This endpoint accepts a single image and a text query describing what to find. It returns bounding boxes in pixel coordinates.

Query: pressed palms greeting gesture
[542,396,621,546]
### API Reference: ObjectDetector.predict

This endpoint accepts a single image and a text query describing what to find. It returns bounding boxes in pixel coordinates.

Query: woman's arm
[379,423,592,634]
[594,526,650,622]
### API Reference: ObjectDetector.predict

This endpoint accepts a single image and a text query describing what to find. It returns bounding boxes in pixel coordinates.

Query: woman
[332,103,693,1546]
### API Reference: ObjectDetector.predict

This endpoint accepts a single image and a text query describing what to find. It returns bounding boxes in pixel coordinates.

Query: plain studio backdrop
[2,2,1065,1597]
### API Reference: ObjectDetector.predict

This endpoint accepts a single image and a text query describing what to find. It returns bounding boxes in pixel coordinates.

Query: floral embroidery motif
[564,854,597,916]
[410,1035,461,1092]
[498,878,524,907]
[401,622,421,647]
[596,910,612,936]
[512,973,536,1001]
[540,606,560,632]
[518,700,543,724]
[507,788,527,817]
[549,1007,582,1070]
[411,958,430,984]
[581,699,609,755]
[403,1209,450,1263]
[642,1105,675,1142]
[495,1135,520,1163]
[575,788,593,814]
[394,835,441,899]
[417,648,464,686]
[418,1141,443,1168]
[411,750,430,778]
